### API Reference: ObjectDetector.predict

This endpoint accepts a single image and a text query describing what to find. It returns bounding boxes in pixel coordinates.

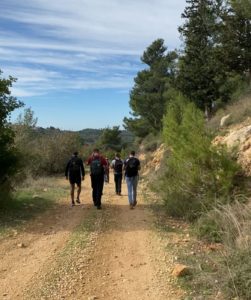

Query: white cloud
[0,0,186,97]
[0,0,185,48]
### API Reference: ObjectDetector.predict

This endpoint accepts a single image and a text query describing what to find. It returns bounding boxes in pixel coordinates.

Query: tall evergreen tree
[219,0,251,76]
[124,39,177,135]
[177,0,224,110]
[231,0,251,18]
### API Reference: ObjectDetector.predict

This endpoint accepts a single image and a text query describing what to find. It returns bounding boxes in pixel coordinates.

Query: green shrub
[14,127,82,176]
[224,249,251,300]
[196,213,223,242]
[197,199,251,243]
[159,96,240,220]
[141,133,162,152]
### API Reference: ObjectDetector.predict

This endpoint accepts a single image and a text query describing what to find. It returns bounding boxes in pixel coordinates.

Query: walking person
[124,151,140,209]
[65,151,85,207]
[111,153,123,195]
[87,149,107,209]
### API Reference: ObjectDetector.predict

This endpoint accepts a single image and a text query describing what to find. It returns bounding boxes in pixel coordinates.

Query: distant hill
[35,127,134,145]
[78,128,134,145]
[78,128,102,144]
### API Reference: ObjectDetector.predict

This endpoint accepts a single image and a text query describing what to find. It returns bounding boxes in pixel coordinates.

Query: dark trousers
[114,173,122,194]
[91,174,104,207]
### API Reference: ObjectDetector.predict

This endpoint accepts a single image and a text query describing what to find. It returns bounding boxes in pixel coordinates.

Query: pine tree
[177,0,228,110]
[219,0,251,76]
[124,39,177,135]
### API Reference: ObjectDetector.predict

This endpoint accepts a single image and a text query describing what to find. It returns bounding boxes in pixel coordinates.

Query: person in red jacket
[87,149,107,209]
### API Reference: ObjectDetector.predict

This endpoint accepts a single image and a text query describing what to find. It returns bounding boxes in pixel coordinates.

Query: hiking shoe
[129,204,134,209]
[133,201,137,207]
[71,202,75,207]
[76,199,80,204]
[97,206,102,210]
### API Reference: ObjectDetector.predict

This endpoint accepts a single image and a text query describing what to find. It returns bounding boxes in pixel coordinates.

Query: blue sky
[0,0,186,130]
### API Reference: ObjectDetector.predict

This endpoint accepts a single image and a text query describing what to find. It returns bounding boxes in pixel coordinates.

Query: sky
[0,0,186,130]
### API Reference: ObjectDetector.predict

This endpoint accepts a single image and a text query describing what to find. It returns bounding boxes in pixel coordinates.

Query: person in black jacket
[65,152,85,206]
[111,153,123,195]
[87,149,107,209]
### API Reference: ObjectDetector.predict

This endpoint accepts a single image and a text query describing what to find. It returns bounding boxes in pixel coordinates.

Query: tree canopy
[124,39,177,136]
[0,70,23,185]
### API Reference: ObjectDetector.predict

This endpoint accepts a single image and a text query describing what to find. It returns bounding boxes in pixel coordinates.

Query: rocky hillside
[139,93,251,178]
[139,143,165,176]
[214,117,251,175]
[213,90,251,177]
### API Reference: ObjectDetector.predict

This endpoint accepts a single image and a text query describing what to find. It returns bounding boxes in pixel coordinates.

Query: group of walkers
[65,149,140,209]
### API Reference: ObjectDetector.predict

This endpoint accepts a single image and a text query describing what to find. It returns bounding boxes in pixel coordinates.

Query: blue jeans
[126,176,138,205]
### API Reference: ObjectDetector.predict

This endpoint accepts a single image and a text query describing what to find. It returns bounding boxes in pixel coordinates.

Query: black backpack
[69,157,81,174]
[114,159,123,173]
[90,158,103,175]
[125,157,138,177]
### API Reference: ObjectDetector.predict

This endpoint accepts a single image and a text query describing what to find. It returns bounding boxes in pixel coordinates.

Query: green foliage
[13,109,133,177]
[224,249,251,299]
[32,131,82,175]
[124,0,250,140]
[13,110,82,176]
[0,70,23,191]
[196,213,223,242]
[160,96,240,220]
[231,0,251,18]
[219,1,251,76]
[16,107,38,128]
[208,88,251,130]
[177,0,249,111]
[177,0,223,109]
[96,126,122,151]
[140,132,163,152]
[0,177,66,235]
[123,117,151,138]
[124,39,178,135]
[78,128,134,145]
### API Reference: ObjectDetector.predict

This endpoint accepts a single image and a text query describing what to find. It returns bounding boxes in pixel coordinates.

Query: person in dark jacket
[65,151,85,206]
[111,153,123,195]
[87,149,107,209]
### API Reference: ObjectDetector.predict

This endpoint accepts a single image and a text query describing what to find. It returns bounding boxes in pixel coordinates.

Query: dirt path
[0,176,185,300]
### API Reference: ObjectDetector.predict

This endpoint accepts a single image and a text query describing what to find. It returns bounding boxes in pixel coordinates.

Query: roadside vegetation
[0,177,67,237]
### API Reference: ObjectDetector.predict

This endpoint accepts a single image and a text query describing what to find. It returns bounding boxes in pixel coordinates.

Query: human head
[73,151,78,156]
[115,153,120,158]
[130,150,135,157]
[93,148,100,156]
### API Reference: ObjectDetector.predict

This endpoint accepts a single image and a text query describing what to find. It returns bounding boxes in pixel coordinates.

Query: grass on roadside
[0,176,67,236]
[156,199,251,300]
[208,90,251,131]
[150,204,225,299]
